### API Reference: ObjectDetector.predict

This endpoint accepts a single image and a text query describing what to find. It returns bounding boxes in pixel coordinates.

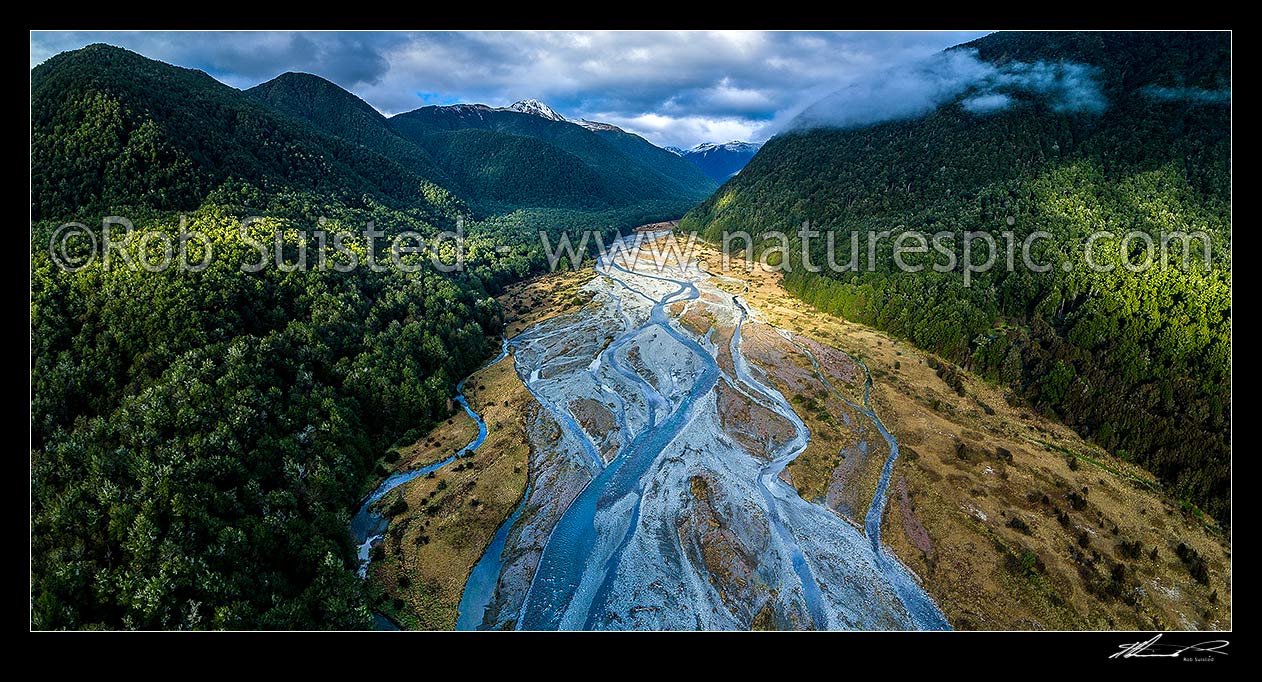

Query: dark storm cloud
[31,30,990,148]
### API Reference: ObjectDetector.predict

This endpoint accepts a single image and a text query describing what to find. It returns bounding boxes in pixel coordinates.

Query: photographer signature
[1111,634,1229,660]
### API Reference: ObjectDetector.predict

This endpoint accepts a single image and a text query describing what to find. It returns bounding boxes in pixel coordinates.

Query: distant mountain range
[667,141,763,182]
[385,94,715,211]
[32,46,716,219]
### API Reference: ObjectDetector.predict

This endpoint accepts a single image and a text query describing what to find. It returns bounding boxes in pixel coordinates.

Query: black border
[26,19,1235,665]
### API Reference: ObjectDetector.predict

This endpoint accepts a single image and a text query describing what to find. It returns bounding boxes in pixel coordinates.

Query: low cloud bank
[790,48,1106,131]
[1141,85,1231,104]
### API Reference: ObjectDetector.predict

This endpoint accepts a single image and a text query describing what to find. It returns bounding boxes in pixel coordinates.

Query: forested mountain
[32,45,711,219]
[681,31,1231,521]
[388,102,716,210]
[678,141,763,181]
[30,45,694,630]
[29,33,1232,632]
[31,44,463,222]
[245,72,459,198]
[249,74,716,212]
[580,124,721,201]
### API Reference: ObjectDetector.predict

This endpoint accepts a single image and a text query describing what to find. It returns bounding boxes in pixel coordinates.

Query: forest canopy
[681,31,1231,522]
[30,43,692,629]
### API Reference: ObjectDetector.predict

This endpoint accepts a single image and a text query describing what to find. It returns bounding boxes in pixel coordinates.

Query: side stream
[349,339,510,624]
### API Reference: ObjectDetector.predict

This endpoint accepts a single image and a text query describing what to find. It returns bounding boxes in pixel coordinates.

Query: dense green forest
[31,45,464,223]
[386,103,716,210]
[30,45,689,629]
[248,70,715,212]
[681,31,1231,522]
[30,33,1233,630]
[245,72,460,194]
[34,44,711,220]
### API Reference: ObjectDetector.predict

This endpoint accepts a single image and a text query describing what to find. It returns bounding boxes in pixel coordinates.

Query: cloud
[791,49,992,129]
[961,93,1013,114]
[1141,85,1231,104]
[589,112,763,148]
[31,31,410,90]
[30,30,990,148]
[788,48,1106,132]
[994,61,1106,113]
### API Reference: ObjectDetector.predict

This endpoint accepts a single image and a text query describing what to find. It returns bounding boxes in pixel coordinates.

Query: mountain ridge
[676,139,763,181]
[32,46,714,217]
[387,99,716,209]
[32,43,460,220]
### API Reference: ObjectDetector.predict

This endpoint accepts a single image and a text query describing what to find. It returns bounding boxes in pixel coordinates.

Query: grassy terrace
[371,232,1228,630]
[689,237,1229,630]
[368,350,533,629]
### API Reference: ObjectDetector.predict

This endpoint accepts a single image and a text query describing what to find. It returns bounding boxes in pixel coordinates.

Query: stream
[509,231,948,629]
[348,339,509,622]
[352,231,949,630]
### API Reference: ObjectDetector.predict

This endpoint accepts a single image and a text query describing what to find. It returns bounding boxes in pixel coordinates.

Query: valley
[363,231,1228,630]
[29,30,1231,636]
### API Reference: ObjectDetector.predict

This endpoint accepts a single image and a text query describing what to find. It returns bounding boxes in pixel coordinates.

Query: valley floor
[364,229,1229,630]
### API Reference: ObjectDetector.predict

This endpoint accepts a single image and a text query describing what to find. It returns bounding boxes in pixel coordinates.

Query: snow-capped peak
[664,146,685,156]
[687,140,762,155]
[575,118,624,133]
[508,99,566,122]
[437,103,494,116]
